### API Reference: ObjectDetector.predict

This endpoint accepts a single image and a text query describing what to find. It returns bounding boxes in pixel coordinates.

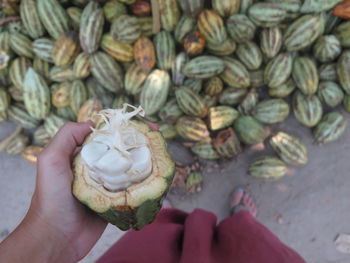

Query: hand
[0,122,107,263]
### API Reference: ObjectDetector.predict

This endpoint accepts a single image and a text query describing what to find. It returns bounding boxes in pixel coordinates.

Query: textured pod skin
[138,17,154,37]
[184,78,203,93]
[206,37,237,56]
[175,86,208,118]
[284,14,325,51]
[103,0,127,23]
[293,91,323,127]
[134,37,156,72]
[238,88,259,115]
[270,132,308,165]
[184,31,206,56]
[23,68,51,119]
[79,3,105,54]
[249,156,287,180]
[234,116,268,145]
[213,0,240,17]
[111,95,131,109]
[101,34,133,63]
[172,52,188,87]
[52,32,80,67]
[198,10,227,45]
[67,7,82,31]
[6,134,30,155]
[0,32,11,55]
[21,146,44,164]
[86,78,113,108]
[159,123,178,140]
[325,11,341,34]
[174,15,196,43]
[158,0,180,32]
[220,57,250,88]
[313,35,341,63]
[9,86,23,102]
[337,50,350,94]
[191,141,220,160]
[209,106,239,131]
[73,53,90,79]
[226,14,256,43]
[248,3,287,27]
[214,128,242,158]
[264,53,293,88]
[292,56,319,95]
[268,78,296,98]
[37,0,71,39]
[9,57,32,90]
[0,111,8,122]
[130,1,151,17]
[175,116,209,141]
[111,15,141,44]
[301,0,342,13]
[77,99,103,122]
[90,52,124,93]
[44,113,67,137]
[249,70,265,88]
[253,99,290,124]
[219,88,248,106]
[334,21,350,47]
[319,63,337,81]
[154,31,176,71]
[70,80,87,114]
[9,33,34,59]
[317,81,344,107]
[204,77,223,96]
[50,66,75,82]
[260,26,282,59]
[236,41,263,70]
[140,70,170,116]
[0,88,10,111]
[159,99,183,124]
[203,94,218,108]
[178,0,205,17]
[20,0,45,39]
[33,125,51,146]
[313,111,347,144]
[32,38,54,63]
[265,0,301,20]
[183,56,225,79]
[52,82,71,108]
[240,0,254,14]
[125,63,148,95]
[8,105,40,129]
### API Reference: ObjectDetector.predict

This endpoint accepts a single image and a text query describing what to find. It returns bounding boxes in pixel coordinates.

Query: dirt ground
[1,116,350,262]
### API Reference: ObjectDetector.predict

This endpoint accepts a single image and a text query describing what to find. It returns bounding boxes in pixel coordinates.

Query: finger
[44,121,93,159]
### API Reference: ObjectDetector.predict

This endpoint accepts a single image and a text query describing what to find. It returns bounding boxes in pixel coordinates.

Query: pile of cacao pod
[1,0,350,180]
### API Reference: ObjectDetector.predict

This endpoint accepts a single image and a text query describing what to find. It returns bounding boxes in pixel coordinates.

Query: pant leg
[212,211,306,263]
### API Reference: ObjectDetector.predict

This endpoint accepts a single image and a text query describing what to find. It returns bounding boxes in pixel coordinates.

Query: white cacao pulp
[81,104,153,192]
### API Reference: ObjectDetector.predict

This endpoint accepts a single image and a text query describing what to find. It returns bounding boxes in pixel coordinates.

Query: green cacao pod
[270,132,308,165]
[212,0,240,17]
[178,0,204,16]
[154,31,176,71]
[103,0,127,23]
[172,52,188,87]
[317,81,344,107]
[234,116,268,145]
[20,0,45,39]
[183,56,225,79]
[6,134,30,155]
[206,37,237,56]
[226,14,256,43]
[219,88,247,106]
[158,0,180,32]
[191,140,220,160]
[70,80,87,114]
[313,35,341,63]
[175,86,208,118]
[90,52,124,93]
[260,26,282,59]
[293,91,323,127]
[204,77,223,96]
[248,3,287,28]
[32,38,54,63]
[337,50,350,94]
[249,156,287,180]
[198,9,227,45]
[268,78,296,98]
[208,106,239,131]
[292,56,319,95]
[44,113,67,137]
[319,63,337,81]
[33,125,52,146]
[213,128,242,158]
[111,15,141,44]
[101,34,134,63]
[140,70,171,116]
[50,66,75,82]
[9,57,32,90]
[236,41,263,70]
[220,57,250,88]
[174,15,196,43]
[52,32,80,67]
[264,52,293,88]
[23,68,51,119]
[334,21,350,47]
[253,99,290,124]
[9,32,34,59]
[8,104,40,129]
[175,116,209,141]
[73,53,91,79]
[159,123,178,140]
[125,63,148,96]
[238,88,259,115]
[313,111,347,144]
[159,99,183,124]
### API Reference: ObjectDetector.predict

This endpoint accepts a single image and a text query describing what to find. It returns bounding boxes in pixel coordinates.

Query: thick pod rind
[72,120,175,230]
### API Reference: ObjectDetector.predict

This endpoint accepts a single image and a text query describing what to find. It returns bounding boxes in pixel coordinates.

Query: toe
[230,188,244,208]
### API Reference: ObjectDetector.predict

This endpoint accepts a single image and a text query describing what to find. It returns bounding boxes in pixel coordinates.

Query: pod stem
[0,16,20,26]
[0,126,22,152]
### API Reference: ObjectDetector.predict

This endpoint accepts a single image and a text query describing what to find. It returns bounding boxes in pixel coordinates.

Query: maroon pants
[97,209,306,263]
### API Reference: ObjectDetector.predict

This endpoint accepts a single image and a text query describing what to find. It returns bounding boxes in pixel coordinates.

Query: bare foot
[230,188,257,218]
[162,199,173,209]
